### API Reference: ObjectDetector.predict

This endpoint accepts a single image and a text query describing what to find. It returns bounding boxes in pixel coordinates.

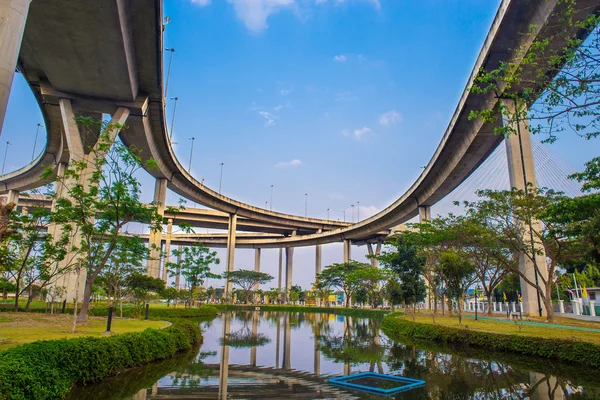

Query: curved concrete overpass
[1,0,597,248]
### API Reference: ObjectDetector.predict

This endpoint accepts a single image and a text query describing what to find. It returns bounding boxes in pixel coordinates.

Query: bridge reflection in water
[67,311,599,399]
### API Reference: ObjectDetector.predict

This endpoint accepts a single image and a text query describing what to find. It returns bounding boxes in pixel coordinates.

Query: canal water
[68,311,600,399]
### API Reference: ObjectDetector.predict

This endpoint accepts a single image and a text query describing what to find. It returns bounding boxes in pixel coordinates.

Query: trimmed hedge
[88,305,219,319]
[0,322,202,400]
[381,314,600,368]
[214,304,392,319]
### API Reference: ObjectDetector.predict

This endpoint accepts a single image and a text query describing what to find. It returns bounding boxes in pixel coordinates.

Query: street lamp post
[357,201,360,221]
[32,123,43,161]
[351,204,355,223]
[270,185,274,211]
[304,193,308,217]
[343,210,346,222]
[2,141,11,175]
[475,287,479,321]
[164,48,175,99]
[169,97,179,142]
[327,208,330,220]
[219,163,224,194]
[188,137,195,172]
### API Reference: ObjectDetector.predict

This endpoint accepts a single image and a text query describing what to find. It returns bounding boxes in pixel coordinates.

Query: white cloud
[275,159,302,167]
[353,126,372,140]
[259,111,277,126]
[333,54,347,62]
[344,127,372,140]
[379,110,401,126]
[191,0,211,5]
[280,89,290,96]
[274,104,284,111]
[226,0,295,32]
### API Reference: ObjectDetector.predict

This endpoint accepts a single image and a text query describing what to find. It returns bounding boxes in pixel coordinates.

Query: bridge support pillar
[253,248,261,301]
[285,247,294,303]
[0,0,32,135]
[161,219,173,283]
[315,229,322,304]
[49,100,129,304]
[418,205,433,308]
[225,214,237,300]
[278,248,283,292]
[366,241,382,268]
[147,179,167,278]
[418,205,431,222]
[502,99,548,317]
[343,239,351,263]
[175,244,182,290]
[6,189,19,204]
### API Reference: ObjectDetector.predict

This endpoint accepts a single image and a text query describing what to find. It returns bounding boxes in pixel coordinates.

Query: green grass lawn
[399,313,600,345]
[0,312,168,350]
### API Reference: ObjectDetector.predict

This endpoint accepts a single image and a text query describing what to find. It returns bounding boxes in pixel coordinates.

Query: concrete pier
[502,98,548,317]
[0,0,32,135]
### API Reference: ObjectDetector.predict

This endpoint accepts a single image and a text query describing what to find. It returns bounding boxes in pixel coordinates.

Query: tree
[98,237,148,310]
[449,214,514,315]
[465,187,578,322]
[439,250,476,325]
[317,261,384,308]
[266,287,282,304]
[48,117,162,323]
[224,270,274,304]
[161,287,180,307]
[0,203,75,311]
[402,220,457,316]
[167,244,220,307]
[288,285,303,304]
[379,235,427,319]
[554,158,600,265]
[126,273,165,310]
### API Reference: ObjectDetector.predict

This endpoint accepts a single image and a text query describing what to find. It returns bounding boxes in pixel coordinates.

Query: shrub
[214,304,393,319]
[381,315,600,367]
[0,322,202,400]
[88,305,219,319]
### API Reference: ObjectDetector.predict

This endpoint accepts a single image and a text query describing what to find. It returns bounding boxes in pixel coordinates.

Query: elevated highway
[1,0,597,248]
[0,0,597,309]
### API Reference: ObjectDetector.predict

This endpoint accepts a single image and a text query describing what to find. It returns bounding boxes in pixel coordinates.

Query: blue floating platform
[329,372,425,395]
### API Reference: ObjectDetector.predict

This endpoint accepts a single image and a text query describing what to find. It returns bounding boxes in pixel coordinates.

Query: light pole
[304,193,308,217]
[2,141,11,175]
[357,201,360,221]
[169,97,179,142]
[188,137,195,172]
[164,48,175,99]
[351,204,355,223]
[327,208,330,220]
[343,210,346,222]
[270,185,274,211]
[219,163,224,194]
[32,123,43,161]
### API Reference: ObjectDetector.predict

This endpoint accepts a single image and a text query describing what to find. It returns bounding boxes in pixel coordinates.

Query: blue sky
[3,0,598,290]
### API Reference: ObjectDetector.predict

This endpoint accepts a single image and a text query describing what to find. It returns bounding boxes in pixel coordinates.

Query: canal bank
[381,313,600,367]
[0,306,219,400]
